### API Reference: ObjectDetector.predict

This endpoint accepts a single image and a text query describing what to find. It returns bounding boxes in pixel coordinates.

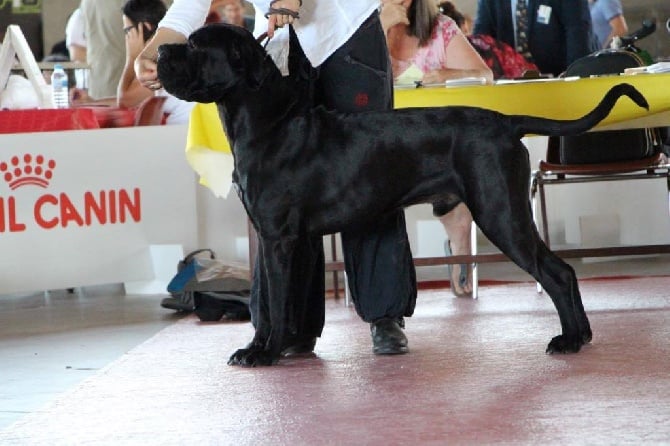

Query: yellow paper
[186,103,234,197]
[186,102,230,154]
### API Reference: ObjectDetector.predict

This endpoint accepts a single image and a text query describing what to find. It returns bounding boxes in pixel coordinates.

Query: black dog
[157,24,649,367]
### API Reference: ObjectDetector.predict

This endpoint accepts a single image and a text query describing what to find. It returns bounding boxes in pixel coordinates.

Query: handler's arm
[135,0,209,89]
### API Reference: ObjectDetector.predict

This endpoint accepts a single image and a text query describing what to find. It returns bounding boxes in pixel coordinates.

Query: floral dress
[394,14,538,80]
[394,15,461,78]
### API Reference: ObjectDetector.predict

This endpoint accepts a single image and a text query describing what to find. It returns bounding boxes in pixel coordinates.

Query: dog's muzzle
[156,44,189,85]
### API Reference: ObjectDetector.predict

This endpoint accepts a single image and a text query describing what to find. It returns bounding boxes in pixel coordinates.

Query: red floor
[2,277,670,445]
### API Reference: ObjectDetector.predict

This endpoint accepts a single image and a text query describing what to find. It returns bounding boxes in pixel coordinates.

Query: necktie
[515,0,532,61]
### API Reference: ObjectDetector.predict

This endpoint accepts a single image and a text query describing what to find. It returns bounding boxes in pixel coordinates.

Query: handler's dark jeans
[250,13,416,340]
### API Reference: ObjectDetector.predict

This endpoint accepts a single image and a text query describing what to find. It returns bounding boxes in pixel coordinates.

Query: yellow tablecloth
[187,73,670,197]
[395,73,670,128]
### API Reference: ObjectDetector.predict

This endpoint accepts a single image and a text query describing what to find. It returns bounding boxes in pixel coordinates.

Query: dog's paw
[545,335,586,354]
[228,347,278,367]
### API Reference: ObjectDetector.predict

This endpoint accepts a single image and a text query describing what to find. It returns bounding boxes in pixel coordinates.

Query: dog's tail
[510,83,649,138]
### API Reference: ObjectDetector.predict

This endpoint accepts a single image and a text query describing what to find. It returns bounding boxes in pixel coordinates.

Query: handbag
[163,249,251,322]
[559,49,661,164]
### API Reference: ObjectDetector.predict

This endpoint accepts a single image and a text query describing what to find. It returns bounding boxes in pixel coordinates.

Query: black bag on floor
[163,249,251,322]
[559,49,661,164]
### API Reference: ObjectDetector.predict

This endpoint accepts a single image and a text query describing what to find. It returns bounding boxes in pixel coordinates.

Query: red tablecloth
[0,107,138,134]
[0,108,101,134]
[89,107,137,128]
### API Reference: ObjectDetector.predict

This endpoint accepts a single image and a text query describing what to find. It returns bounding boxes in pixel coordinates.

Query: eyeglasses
[123,25,136,35]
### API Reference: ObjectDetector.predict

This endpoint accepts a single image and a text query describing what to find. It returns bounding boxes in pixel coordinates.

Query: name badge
[537,5,552,24]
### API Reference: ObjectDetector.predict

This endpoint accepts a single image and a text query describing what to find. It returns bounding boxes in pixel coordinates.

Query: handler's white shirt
[160,91,196,125]
[158,0,379,69]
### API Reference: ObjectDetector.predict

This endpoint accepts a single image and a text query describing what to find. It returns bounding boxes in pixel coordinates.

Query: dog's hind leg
[526,242,592,353]
[474,202,592,353]
[465,145,591,353]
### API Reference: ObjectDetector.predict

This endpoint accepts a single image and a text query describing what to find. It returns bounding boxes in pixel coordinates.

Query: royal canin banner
[0,126,198,294]
[1,153,141,232]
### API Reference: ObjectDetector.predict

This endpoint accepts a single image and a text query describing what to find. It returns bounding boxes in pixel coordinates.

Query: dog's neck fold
[217,63,311,195]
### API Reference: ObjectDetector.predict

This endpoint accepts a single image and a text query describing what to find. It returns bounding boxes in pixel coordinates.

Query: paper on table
[495,76,580,85]
[624,62,670,75]
[395,64,424,88]
[444,77,489,87]
[645,62,670,73]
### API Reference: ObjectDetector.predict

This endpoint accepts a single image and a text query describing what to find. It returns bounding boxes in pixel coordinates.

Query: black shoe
[281,336,317,357]
[160,296,195,313]
[370,318,409,355]
[193,292,251,322]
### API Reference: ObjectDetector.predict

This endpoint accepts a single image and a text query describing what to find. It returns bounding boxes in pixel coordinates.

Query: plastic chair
[529,39,670,292]
[530,149,670,263]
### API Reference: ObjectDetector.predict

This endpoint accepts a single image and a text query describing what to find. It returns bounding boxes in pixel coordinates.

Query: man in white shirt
[65,8,87,63]
[80,0,127,99]
[136,0,417,360]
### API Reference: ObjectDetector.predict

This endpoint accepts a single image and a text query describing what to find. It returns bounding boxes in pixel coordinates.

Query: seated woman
[380,0,493,298]
[71,0,193,125]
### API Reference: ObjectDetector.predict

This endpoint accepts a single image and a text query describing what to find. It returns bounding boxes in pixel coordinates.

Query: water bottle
[51,64,69,109]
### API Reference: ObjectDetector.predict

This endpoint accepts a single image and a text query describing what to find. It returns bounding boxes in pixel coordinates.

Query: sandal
[444,240,473,298]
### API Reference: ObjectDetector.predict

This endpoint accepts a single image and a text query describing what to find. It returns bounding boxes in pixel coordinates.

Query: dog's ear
[227,32,269,90]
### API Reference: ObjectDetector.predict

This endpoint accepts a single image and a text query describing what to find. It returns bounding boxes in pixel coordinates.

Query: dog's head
[157,23,271,103]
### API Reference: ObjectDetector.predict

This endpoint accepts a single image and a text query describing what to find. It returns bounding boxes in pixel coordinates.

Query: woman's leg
[439,203,474,296]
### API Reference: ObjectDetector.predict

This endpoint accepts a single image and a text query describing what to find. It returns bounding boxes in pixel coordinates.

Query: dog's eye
[230,46,242,63]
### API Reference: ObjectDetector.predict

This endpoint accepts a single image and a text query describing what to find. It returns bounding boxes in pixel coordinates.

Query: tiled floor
[0,257,669,444]
[0,285,182,429]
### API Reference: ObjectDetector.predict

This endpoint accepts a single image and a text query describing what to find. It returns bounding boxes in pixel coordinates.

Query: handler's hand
[267,0,301,39]
[135,27,187,90]
[69,87,92,106]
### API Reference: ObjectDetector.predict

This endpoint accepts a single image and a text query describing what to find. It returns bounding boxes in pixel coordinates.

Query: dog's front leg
[228,238,272,366]
[228,236,292,367]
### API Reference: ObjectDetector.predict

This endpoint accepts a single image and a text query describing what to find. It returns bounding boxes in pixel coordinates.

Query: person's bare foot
[445,240,473,298]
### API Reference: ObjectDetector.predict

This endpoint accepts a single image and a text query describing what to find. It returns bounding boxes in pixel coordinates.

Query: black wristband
[269,0,302,8]
[264,7,300,19]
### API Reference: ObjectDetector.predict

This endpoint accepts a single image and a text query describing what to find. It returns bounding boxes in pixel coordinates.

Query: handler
[135,0,417,356]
